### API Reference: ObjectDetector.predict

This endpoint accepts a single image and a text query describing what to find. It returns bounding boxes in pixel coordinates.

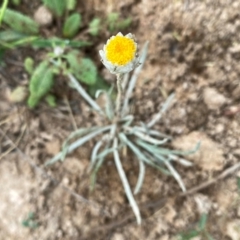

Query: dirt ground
[1,0,240,239]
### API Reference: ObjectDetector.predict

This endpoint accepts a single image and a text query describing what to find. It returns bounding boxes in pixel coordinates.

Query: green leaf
[42,0,66,17]
[45,94,56,107]
[0,30,27,42]
[206,233,215,240]
[3,9,39,35]
[106,13,131,32]
[237,177,240,191]
[24,57,34,75]
[11,0,21,5]
[63,13,81,38]
[198,214,207,231]
[21,212,38,229]
[66,51,97,85]
[66,0,76,10]
[89,18,101,36]
[31,38,91,48]
[107,12,119,32]
[28,61,54,108]
[179,230,200,240]
[117,18,132,30]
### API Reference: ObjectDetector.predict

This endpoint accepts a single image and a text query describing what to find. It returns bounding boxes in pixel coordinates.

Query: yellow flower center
[105,36,136,66]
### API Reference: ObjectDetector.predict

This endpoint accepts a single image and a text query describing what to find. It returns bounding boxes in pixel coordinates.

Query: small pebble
[203,87,227,110]
[34,6,53,26]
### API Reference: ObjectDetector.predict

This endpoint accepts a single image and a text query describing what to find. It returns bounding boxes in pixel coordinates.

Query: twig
[64,95,77,131]
[88,198,166,234]
[0,124,26,160]
[0,108,25,126]
[181,161,240,196]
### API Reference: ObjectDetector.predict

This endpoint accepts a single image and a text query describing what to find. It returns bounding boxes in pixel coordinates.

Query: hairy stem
[115,73,124,117]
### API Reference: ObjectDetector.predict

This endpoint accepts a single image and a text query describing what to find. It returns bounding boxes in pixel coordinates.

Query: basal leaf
[66,0,76,11]
[31,38,91,48]
[42,0,66,17]
[3,9,39,35]
[63,13,81,38]
[28,61,54,108]
[24,57,34,75]
[0,30,27,42]
[89,18,101,36]
[45,94,56,107]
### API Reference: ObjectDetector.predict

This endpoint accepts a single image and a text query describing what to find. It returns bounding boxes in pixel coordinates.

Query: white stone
[203,87,227,110]
[34,6,53,26]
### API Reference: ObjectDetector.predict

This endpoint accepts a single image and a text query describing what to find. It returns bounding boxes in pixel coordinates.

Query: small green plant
[89,18,101,36]
[107,13,132,33]
[179,214,214,240]
[25,45,100,108]
[21,212,38,229]
[0,1,120,108]
[46,33,200,224]
[88,13,132,37]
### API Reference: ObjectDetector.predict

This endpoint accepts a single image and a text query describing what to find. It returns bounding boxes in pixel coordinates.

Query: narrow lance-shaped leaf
[63,13,81,38]
[3,9,39,35]
[28,61,54,108]
[107,12,119,32]
[31,38,91,48]
[117,18,132,30]
[0,30,27,42]
[66,0,76,10]
[89,18,101,36]
[42,0,66,17]
[24,57,34,75]
[45,94,56,107]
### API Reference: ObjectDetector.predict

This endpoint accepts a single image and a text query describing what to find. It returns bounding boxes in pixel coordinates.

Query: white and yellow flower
[99,32,139,74]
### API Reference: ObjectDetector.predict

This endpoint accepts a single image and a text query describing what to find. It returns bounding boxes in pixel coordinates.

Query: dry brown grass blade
[180,162,240,197]
[0,124,26,160]
[64,95,78,130]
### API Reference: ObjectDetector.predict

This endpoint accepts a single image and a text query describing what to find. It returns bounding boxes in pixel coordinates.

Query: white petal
[103,44,107,52]
[99,50,104,58]
[125,33,133,38]
[117,32,123,36]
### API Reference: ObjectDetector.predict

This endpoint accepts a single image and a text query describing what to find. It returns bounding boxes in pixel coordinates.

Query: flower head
[99,32,139,74]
